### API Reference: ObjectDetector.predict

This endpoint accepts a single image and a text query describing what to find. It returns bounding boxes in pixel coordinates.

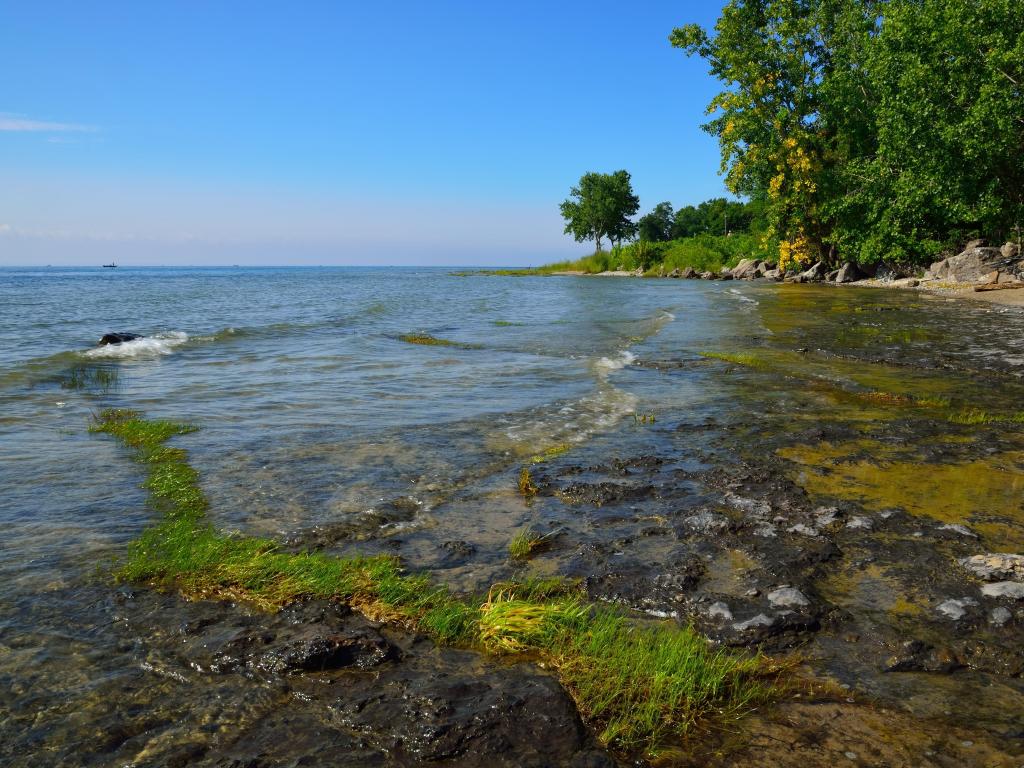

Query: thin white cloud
[0,114,95,132]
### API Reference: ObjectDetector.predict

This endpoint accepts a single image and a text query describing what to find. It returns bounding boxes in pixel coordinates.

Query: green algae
[397,333,480,349]
[92,408,781,757]
[778,440,1024,532]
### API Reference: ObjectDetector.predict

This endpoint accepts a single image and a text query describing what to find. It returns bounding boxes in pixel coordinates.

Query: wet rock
[707,601,733,622]
[768,587,810,609]
[441,539,476,565]
[980,582,1024,600]
[210,615,397,675]
[98,332,142,345]
[936,597,977,620]
[960,553,1024,581]
[990,607,1012,626]
[733,613,774,632]
[682,266,698,279]
[787,523,819,537]
[938,523,977,538]
[846,516,873,530]
[681,510,731,535]
[884,640,963,673]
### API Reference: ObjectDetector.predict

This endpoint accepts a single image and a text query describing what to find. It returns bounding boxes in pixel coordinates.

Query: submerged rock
[980,582,1024,600]
[936,597,977,620]
[960,553,1024,582]
[98,332,142,345]
[767,587,810,609]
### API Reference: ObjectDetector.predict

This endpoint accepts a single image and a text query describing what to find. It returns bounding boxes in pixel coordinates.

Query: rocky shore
[569,239,1024,305]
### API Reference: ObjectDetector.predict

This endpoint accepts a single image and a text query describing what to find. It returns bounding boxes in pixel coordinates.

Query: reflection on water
[2,269,1024,765]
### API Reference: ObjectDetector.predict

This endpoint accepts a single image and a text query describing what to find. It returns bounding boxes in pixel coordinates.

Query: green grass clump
[92,407,783,758]
[529,442,572,464]
[493,320,525,327]
[518,466,539,497]
[948,409,1024,425]
[508,528,558,560]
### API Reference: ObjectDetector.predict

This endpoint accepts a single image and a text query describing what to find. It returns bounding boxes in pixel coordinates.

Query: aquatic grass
[948,409,1024,425]
[92,408,784,758]
[698,351,770,369]
[508,528,558,560]
[397,333,480,349]
[529,442,572,464]
[518,466,539,497]
[62,365,120,391]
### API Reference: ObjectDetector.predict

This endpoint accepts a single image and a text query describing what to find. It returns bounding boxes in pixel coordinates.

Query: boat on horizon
[102,263,118,268]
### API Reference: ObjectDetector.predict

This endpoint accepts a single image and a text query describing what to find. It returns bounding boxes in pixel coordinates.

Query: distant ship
[102,262,118,268]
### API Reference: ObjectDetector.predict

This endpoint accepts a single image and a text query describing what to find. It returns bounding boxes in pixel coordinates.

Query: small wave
[594,350,637,374]
[82,331,189,359]
[727,288,758,305]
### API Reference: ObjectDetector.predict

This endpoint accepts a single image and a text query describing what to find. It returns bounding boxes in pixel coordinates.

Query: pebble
[846,516,873,530]
[844,752,858,760]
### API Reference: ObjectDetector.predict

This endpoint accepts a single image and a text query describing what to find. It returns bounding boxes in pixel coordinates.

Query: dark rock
[799,261,827,281]
[885,640,964,673]
[682,266,698,279]
[825,269,840,282]
[668,268,682,278]
[98,332,142,346]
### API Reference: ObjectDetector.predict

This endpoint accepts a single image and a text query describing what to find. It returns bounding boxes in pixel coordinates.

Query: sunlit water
[2,266,1024,765]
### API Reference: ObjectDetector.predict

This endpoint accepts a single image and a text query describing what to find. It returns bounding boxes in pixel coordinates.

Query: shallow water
[2,267,1023,766]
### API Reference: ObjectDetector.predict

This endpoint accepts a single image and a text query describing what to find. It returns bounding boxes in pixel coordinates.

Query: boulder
[99,332,142,346]
[965,238,988,249]
[700,271,716,280]
[668,268,682,278]
[874,262,914,281]
[825,269,840,282]
[836,262,866,283]
[719,271,734,280]
[1002,242,1020,260]
[681,266,698,279]
[798,261,827,281]
[730,258,760,280]
[980,582,1024,600]
[929,246,1007,282]
[763,268,782,281]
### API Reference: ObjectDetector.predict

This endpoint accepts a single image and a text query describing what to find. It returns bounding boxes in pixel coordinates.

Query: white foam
[727,288,758,304]
[83,331,189,359]
[594,350,636,373]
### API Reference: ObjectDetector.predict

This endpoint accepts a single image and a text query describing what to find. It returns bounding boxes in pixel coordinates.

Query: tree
[560,170,641,251]
[638,201,675,242]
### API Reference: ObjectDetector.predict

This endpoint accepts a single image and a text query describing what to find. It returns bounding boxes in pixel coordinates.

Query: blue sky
[0,1,730,265]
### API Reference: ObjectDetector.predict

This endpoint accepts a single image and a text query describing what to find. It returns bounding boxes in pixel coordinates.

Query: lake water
[2,266,1023,766]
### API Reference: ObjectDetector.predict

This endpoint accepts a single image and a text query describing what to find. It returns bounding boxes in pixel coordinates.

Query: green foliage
[398,333,479,349]
[673,0,1024,266]
[92,408,783,757]
[560,170,641,251]
[638,201,675,242]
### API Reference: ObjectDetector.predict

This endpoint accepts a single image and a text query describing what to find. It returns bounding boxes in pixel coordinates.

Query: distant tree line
[560,170,762,253]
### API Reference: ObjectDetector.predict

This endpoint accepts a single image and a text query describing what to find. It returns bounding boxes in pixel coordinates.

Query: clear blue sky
[0,1,731,265]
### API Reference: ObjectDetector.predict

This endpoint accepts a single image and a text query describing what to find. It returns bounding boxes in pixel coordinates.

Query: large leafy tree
[638,201,675,242]
[673,0,1023,267]
[829,0,1024,263]
[672,0,877,269]
[560,170,641,251]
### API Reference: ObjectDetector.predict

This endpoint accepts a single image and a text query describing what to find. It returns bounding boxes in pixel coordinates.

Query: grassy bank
[537,233,770,276]
[92,408,783,757]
